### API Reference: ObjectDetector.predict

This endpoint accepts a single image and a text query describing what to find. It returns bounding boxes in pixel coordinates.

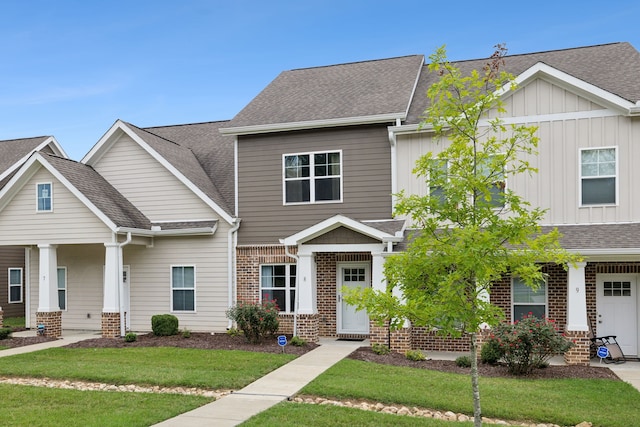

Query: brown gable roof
[225,55,424,129]
[405,42,640,124]
[124,122,234,217]
[142,121,235,214]
[0,136,51,176]
[42,153,151,229]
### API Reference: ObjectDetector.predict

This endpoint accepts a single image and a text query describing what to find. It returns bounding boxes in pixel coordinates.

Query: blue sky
[1,1,639,160]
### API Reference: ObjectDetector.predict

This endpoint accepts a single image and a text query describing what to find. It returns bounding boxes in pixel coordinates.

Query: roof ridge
[143,120,230,131]
[0,135,50,143]
[289,54,424,72]
[125,121,186,149]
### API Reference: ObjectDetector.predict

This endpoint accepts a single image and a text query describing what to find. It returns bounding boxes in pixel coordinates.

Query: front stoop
[35,311,62,338]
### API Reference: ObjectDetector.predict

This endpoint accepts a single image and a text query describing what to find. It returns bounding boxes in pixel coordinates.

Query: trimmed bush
[405,349,427,361]
[124,332,137,342]
[226,327,242,337]
[290,336,306,347]
[0,327,12,340]
[226,300,279,343]
[151,314,179,336]
[481,337,503,365]
[182,328,191,338]
[371,343,391,355]
[455,355,472,368]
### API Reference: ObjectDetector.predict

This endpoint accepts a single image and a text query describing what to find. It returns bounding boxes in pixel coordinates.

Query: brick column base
[36,311,62,338]
[563,330,590,366]
[295,313,319,343]
[101,312,121,338]
[369,321,412,353]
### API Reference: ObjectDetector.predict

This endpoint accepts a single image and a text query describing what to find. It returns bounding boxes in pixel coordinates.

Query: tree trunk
[470,332,482,426]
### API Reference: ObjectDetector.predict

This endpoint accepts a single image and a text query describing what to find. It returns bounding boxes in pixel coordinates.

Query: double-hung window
[580,147,616,205]
[284,151,341,204]
[8,268,22,303]
[36,183,52,212]
[478,155,505,208]
[172,266,195,311]
[512,277,546,321]
[260,264,296,313]
[57,267,67,310]
[429,159,448,205]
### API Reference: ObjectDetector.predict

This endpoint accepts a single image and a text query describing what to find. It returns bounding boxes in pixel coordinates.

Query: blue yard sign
[597,346,609,359]
[277,335,287,347]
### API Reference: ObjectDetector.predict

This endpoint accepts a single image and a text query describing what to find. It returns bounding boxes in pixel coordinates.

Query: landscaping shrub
[455,355,472,368]
[0,327,11,340]
[182,328,191,338]
[151,314,179,336]
[226,327,242,337]
[405,349,427,361]
[371,343,391,355]
[124,332,137,342]
[490,314,573,375]
[290,336,306,347]
[226,300,279,343]
[481,337,503,365]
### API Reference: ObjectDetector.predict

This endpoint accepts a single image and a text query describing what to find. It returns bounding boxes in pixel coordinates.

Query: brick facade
[101,312,121,338]
[563,330,591,366]
[35,311,62,338]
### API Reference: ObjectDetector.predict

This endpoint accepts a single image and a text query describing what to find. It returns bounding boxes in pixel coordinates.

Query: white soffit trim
[219,113,405,136]
[280,214,395,246]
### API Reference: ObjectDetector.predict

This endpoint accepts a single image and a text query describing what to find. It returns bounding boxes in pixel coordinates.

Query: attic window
[36,183,52,212]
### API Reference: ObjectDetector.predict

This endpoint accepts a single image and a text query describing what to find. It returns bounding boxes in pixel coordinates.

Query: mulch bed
[1,336,57,349]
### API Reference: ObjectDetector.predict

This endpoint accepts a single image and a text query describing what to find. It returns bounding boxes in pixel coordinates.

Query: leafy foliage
[151,314,179,336]
[124,332,137,342]
[480,337,502,365]
[455,355,472,368]
[405,350,427,361]
[486,315,573,375]
[0,327,12,340]
[290,336,307,347]
[371,343,391,355]
[226,300,280,343]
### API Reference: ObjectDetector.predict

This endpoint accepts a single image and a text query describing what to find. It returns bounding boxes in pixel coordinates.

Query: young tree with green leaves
[344,45,580,426]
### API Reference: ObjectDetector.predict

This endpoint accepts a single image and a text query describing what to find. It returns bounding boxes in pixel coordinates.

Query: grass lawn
[0,383,211,427]
[294,359,640,427]
[0,347,296,389]
[2,316,25,329]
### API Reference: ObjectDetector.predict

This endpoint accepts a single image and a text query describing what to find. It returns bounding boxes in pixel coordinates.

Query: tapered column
[102,243,121,337]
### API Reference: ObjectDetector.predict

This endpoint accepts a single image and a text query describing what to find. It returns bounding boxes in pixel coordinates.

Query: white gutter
[118,232,132,337]
[282,242,300,337]
[115,225,217,237]
[388,119,399,207]
[227,219,241,329]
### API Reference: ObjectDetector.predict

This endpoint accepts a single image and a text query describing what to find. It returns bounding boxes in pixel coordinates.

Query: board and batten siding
[396,78,640,225]
[237,125,392,244]
[0,168,112,245]
[92,133,215,222]
[124,221,231,332]
[28,245,104,329]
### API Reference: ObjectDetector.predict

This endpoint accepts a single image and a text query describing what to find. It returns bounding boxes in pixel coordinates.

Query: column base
[563,330,590,366]
[36,311,62,338]
[101,312,121,338]
[295,313,319,343]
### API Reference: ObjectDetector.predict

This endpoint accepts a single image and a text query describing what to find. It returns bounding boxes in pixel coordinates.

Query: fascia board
[281,214,394,246]
[81,119,126,165]
[219,113,405,136]
[42,136,68,158]
[0,136,68,183]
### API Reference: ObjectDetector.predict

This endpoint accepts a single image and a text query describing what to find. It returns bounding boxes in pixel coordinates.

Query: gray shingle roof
[0,136,50,176]
[546,223,640,251]
[225,55,424,129]
[124,122,234,217]
[42,153,151,229]
[405,42,640,124]
[142,121,235,214]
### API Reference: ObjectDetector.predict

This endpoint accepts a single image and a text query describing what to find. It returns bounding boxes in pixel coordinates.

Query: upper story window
[429,159,448,204]
[478,155,506,208]
[36,183,52,212]
[283,151,342,204]
[580,147,616,205]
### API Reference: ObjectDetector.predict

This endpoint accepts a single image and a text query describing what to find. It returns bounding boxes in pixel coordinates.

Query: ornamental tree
[344,45,581,426]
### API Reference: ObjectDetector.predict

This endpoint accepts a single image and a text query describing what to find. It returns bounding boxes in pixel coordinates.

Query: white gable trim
[82,120,235,225]
[280,214,400,246]
[0,153,118,231]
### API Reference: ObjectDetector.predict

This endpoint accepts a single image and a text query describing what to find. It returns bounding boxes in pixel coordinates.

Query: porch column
[564,261,590,365]
[36,244,62,337]
[102,243,121,338]
[295,252,318,342]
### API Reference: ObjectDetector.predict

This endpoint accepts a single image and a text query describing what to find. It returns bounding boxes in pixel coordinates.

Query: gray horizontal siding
[237,125,392,244]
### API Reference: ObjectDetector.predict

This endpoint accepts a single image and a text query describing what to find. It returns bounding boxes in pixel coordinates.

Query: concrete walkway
[1,330,99,357]
[153,338,363,427]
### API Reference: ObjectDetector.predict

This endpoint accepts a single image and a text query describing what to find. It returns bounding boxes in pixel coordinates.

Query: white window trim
[511,276,548,321]
[170,265,196,313]
[57,267,67,311]
[579,146,618,207]
[282,149,343,205]
[36,182,53,213]
[260,264,296,314]
[8,267,23,304]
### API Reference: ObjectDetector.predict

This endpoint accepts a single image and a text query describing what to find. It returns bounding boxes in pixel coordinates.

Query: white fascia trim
[81,119,124,164]
[568,248,640,256]
[219,113,405,136]
[280,214,395,246]
[116,225,217,237]
[0,153,118,231]
[297,243,387,256]
[0,137,67,183]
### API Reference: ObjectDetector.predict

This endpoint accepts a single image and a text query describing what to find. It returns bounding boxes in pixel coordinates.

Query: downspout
[389,123,399,207]
[118,232,132,337]
[283,244,299,337]
[227,219,241,329]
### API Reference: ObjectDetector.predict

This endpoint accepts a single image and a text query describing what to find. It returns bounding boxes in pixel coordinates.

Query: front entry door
[337,264,369,334]
[596,275,638,356]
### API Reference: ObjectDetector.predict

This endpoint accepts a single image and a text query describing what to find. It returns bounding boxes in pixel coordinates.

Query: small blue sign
[597,346,609,359]
[277,335,287,347]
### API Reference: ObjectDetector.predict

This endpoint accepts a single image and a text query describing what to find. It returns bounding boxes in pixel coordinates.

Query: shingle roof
[0,136,51,176]
[405,42,640,124]
[547,223,640,251]
[123,122,234,216]
[142,121,235,214]
[42,153,151,229]
[225,55,424,129]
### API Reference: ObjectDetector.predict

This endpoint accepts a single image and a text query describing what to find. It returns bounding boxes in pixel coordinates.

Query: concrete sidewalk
[1,330,99,357]
[153,338,363,427]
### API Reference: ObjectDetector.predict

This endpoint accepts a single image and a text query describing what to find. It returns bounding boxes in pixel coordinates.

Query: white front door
[337,263,369,334]
[596,275,638,356]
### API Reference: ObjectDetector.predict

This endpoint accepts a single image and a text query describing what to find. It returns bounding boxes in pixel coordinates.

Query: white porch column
[103,243,121,313]
[371,251,386,292]
[566,261,589,331]
[37,244,59,312]
[296,252,316,314]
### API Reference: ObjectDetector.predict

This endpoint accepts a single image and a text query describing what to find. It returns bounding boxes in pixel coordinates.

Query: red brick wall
[36,311,62,338]
[101,312,121,338]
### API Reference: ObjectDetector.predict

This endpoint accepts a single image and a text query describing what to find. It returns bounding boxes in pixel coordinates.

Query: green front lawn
[2,316,25,329]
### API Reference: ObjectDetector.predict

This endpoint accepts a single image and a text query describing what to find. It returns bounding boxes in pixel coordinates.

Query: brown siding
[0,246,25,317]
[237,125,392,244]
[306,227,379,245]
